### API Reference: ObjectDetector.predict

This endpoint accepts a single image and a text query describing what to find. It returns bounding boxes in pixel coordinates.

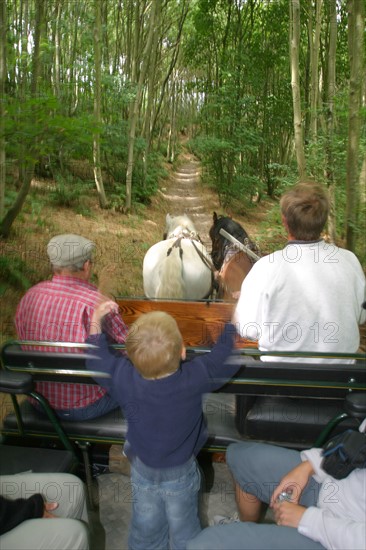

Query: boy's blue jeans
[128,456,202,550]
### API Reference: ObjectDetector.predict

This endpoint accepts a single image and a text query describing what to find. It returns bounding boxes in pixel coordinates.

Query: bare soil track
[158,151,267,249]
[158,154,218,247]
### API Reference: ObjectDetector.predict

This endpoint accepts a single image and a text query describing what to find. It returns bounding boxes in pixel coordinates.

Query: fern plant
[0,256,35,296]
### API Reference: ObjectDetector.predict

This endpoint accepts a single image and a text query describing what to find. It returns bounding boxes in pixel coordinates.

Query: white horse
[143,214,213,300]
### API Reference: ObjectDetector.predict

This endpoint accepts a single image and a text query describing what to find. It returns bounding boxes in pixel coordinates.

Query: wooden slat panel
[116,297,254,349]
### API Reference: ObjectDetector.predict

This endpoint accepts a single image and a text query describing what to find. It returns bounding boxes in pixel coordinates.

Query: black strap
[166,237,184,260]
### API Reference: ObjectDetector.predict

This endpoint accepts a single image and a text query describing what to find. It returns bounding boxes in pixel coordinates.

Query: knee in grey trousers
[0,473,89,550]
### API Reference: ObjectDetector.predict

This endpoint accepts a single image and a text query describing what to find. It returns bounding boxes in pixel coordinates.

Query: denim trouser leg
[128,457,202,550]
[35,394,120,421]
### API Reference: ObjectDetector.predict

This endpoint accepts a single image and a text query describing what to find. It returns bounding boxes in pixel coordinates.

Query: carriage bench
[1,297,365,474]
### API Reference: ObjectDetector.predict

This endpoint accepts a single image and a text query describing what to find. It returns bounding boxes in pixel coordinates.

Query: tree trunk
[0,0,45,237]
[125,0,157,211]
[142,0,161,185]
[167,77,177,163]
[345,0,365,251]
[93,0,107,208]
[150,0,189,139]
[0,0,6,219]
[289,0,306,179]
[325,0,337,243]
[309,0,322,138]
[53,0,61,98]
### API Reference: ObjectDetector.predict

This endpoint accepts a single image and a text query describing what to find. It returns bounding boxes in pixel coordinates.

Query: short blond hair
[125,311,183,378]
[280,181,329,240]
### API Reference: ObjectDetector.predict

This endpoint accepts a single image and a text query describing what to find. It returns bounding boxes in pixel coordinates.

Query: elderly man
[15,233,128,421]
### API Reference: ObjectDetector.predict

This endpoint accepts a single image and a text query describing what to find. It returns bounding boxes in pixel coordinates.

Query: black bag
[321,429,366,480]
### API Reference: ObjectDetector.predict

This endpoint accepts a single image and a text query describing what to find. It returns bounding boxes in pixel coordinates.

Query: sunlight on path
[160,156,220,250]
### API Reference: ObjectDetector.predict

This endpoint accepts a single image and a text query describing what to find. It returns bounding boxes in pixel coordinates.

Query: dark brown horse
[209,212,260,301]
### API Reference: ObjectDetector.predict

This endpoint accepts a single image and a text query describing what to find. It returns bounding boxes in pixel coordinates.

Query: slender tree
[309,0,322,139]
[325,0,337,242]
[93,0,107,208]
[125,0,157,211]
[0,0,46,237]
[0,0,6,219]
[345,0,365,251]
[289,0,306,179]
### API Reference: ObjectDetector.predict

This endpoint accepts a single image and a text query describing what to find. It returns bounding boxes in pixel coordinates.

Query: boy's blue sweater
[87,323,240,468]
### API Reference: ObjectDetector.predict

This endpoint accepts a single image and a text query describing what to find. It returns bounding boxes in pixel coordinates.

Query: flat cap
[47,234,95,267]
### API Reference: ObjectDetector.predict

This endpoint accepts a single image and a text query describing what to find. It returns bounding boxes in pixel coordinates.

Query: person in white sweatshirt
[187,421,366,550]
[233,181,366,362]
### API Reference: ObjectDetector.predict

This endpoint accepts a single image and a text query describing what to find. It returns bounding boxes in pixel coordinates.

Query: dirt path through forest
[158,152,221,251]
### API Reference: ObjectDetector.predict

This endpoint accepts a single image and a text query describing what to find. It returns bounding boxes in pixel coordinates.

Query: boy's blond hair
[280,181,329,241]
[125,311,183,379]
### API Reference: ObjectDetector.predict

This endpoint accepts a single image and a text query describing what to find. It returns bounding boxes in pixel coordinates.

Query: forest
[0,1,365,272]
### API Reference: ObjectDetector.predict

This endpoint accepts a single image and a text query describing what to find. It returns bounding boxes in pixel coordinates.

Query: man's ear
[83,259,92,277]
[282,215,289,232]
[181,345,186,360]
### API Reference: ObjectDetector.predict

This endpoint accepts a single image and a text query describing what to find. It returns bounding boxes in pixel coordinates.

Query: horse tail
[156,248,186,299]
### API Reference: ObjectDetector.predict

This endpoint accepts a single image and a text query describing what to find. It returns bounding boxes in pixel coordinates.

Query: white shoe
[210,512,240,526]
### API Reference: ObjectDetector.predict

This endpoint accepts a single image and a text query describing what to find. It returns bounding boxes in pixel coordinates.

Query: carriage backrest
[116,297,253,349]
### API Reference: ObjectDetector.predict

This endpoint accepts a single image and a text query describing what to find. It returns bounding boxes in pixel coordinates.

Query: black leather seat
[2,393,243,450]
[0,444,76,475]
[241,396,360,448]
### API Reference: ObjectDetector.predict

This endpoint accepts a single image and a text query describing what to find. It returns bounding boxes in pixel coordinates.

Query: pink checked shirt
[15,275,128,410]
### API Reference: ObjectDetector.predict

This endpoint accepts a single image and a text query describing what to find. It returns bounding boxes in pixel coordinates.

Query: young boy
[87,301,240,550]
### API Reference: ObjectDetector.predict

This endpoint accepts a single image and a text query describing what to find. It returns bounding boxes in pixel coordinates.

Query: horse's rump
[156,246,185,299]
[143,237,212,300]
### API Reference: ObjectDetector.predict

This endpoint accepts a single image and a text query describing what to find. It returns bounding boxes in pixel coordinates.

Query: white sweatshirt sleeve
[299,507,366,550]
[298,447,366,550]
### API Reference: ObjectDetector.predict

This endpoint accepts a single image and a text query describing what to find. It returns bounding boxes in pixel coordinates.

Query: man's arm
[272,447,366,550]
[0,494,44,535]
[299,508,365,550]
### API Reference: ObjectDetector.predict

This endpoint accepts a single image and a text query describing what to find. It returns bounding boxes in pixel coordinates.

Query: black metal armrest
[0,371,34,394]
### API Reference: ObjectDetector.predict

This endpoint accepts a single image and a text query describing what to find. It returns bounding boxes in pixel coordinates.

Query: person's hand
[90,300,119,335]
[43,501,58,519]
[270,460,314,507]
[273,500,306,528]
